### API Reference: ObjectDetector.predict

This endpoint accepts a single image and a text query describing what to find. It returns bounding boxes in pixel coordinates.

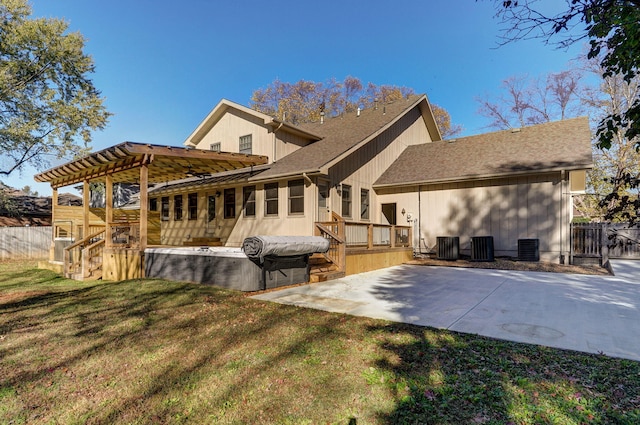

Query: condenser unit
[470,236,494,262]
[518,239,540,261]
[436,236,459,260]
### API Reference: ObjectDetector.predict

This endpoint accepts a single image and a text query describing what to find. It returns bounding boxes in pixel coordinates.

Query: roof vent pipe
[357,107,361,117]
[320,111,325,124]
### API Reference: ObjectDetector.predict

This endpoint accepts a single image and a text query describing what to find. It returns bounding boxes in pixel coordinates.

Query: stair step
[310,270,346,283]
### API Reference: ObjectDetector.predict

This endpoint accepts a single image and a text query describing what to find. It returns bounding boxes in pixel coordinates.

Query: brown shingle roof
[374,117,593,187]
[251,94,436,180]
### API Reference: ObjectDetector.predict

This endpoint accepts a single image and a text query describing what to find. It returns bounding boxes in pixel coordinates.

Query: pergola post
[83,180,90,239]
[50,188,58,261]
[105,174,113,249]
[139,163,148,277]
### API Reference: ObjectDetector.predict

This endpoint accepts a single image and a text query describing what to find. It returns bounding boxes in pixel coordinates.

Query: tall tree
[0,0,110,177]
[250,76,461,138]
[476,70,584,129]
[582,56,640,222]
[492,0,640,222]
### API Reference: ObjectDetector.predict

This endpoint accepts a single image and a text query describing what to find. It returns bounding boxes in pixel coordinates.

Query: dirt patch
[406,256,611,276]
[0,290,49,304]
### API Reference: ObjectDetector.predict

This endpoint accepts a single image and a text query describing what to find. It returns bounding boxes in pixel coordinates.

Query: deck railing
[344,222,412,249]
[63,228,106,279]
[314,213,346,271]
[110,221,141,249]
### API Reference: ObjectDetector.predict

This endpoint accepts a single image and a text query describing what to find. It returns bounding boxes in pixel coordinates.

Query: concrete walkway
[252,260,640,361]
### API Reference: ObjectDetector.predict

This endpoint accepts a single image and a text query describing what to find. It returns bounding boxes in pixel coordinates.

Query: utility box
[518,239,540,261]
[436,236,460,260]
[470,236,495,262]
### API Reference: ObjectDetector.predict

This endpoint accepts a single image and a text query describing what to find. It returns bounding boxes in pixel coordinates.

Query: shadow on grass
[0,266,371,423]
[365,321,640,424]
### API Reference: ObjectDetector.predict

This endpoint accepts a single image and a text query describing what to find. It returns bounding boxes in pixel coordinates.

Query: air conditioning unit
[471,236,494,262]
[518,239,540,261]
[436,236,459,260]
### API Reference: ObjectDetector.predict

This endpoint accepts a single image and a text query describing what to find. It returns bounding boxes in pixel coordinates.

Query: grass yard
[1,261,639,424]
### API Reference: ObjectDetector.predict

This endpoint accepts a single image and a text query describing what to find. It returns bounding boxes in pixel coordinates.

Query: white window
[243,186,256,217]
[360,189,370,220]
[239,135,252,154]
[264,183,279,216]
[342,184,352,218]
[288,179,304,214]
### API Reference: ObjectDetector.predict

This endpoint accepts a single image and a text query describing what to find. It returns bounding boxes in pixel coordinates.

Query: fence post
[601,222,609,268]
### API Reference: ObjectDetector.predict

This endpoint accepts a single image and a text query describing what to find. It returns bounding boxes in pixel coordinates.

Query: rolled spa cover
[242,235,330,261]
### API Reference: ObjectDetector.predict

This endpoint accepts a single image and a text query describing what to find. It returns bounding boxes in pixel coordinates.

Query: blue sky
[7,0,585,195]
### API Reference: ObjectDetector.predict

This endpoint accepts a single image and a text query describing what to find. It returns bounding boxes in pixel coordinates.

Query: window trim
[264,182,279,216]
[188,193,198,220]
[360,188,370,220]
[239,134,252,154]
[161,197,170,221]
[174,194,183,221]
[341,184,352,218]
[288,179,304,215]
[224,188,236,219]
[243,185,256,217]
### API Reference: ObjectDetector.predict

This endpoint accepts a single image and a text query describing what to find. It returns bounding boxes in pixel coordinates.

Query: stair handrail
[82,238,105,278]
[315,212,346,271]
[64,228,106,277]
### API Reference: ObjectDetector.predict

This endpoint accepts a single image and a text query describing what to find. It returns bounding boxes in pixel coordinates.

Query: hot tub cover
[242,235,330,261]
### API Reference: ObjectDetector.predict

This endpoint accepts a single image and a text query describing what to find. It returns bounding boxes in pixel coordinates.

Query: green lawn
[1,260,639,424]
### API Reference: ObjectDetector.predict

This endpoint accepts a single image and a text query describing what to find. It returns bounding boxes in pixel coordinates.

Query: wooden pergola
[35,142,268,255]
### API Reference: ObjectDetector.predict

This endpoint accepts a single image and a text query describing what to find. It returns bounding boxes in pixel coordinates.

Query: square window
[239,134,252,154]
[149,197,158,211]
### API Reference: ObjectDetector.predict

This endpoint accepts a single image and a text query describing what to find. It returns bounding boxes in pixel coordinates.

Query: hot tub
[144,247,309,291]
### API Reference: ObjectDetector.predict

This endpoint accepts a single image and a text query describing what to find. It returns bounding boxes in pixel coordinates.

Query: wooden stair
[309,254,345,283]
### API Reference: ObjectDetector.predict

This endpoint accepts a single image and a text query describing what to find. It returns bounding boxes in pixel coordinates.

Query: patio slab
[252,260,640,361]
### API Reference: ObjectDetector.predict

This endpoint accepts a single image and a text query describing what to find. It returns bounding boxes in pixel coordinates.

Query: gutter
[373,166,593,190]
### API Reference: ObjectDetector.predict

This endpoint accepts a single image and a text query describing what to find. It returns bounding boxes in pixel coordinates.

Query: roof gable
[374,117,593,187]
[251,94,441,180]
[184,99,322,147]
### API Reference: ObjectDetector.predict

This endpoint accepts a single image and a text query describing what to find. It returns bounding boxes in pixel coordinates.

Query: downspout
[417,185,422,255]
[560,170,565,264]
[272,121,284,162]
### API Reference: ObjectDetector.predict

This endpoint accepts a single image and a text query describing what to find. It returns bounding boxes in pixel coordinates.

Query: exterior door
[317,181,331,221]
[382,203,396,225]
[206,193,216,234]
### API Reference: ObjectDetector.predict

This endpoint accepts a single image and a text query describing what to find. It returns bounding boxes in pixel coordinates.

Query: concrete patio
[252,260,640,361]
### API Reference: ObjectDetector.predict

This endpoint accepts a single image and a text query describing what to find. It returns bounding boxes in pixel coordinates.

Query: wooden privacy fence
[0,226,51,260]
[571,223,640,264]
